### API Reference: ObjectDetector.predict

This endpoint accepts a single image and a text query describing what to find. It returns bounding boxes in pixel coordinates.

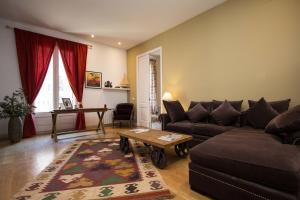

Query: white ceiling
[0,0,226,49]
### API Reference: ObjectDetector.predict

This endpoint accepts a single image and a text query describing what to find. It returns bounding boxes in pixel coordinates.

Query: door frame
[136,46,163,127]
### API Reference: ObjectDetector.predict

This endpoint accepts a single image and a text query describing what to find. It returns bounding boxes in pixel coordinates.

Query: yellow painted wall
[127,0,300,111]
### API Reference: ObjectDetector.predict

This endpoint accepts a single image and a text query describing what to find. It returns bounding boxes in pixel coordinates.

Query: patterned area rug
[14,138,173,200]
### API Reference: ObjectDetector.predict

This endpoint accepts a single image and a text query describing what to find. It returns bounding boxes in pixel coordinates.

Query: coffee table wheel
[175,142,189,158]
[151,147,167,169]
[119,137,130,154]
[143,143,151,147]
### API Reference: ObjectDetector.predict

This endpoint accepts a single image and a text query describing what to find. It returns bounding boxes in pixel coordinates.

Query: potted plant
[0,89,34,143]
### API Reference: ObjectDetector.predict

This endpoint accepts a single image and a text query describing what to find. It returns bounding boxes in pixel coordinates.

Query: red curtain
[14,28,56,138]
[57,39,87,130]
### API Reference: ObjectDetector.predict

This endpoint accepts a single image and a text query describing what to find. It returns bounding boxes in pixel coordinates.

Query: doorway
[136,47,162,129]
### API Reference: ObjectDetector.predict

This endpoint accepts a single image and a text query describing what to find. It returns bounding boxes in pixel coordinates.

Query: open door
[137,54,151,127]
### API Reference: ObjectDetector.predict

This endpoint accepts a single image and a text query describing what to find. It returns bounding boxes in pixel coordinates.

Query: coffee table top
[118,129,193,149]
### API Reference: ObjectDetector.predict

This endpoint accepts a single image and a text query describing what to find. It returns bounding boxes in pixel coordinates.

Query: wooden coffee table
[118,129,193,169]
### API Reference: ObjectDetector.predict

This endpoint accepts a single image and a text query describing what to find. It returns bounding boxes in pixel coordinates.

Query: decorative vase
[8,117,23,143]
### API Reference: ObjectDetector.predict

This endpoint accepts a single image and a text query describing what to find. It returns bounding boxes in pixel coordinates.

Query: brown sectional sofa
[160,99,300,200]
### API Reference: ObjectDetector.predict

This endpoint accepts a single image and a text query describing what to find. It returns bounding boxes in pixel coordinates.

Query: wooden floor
[0,127,210,200]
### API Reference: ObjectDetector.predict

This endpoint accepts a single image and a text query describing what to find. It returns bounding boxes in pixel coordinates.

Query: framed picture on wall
[85,71,102,89]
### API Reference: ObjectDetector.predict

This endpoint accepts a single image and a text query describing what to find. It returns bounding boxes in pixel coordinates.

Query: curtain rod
[5,25,93,49]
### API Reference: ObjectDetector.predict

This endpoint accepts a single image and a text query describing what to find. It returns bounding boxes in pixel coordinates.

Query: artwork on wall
[62,98,73,109]
[85,71,102,89]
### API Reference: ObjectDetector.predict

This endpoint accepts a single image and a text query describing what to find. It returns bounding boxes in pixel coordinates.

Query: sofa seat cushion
[166,121,232,137]
[193,123,234,137]
[166,120,194,134]
[190,130,300,194]
[231,126,265,133]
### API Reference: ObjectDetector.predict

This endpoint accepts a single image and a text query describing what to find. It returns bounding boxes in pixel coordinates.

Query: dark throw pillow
[210,100,241,126]
[249,99,291,113]
[186,103,209,123]
[188,101,212,112]
[265,105,300,134]
[212,100,243,111]
[163,100,186,123]
[246,98,279,129]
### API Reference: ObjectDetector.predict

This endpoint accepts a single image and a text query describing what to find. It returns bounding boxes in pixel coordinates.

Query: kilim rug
[14,138,173,200]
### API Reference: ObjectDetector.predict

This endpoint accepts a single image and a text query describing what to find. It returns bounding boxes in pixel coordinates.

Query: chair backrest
[116,103,134,115]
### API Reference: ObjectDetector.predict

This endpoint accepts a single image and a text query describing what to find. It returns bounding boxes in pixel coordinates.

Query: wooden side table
[51,107,108,142]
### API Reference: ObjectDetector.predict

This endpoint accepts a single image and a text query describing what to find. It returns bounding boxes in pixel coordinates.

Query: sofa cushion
[166,121,232,137]
[186,103,209,122]
[189,101,212,112]
[210,100,241,126]
[163,100,186,123]
[166,120,194,134]
[246,98,278,129]
[212,100,243,111]
[249,99,291,113]
[266,105,300,134]
[193,123,234,137]
[190,130,300,194]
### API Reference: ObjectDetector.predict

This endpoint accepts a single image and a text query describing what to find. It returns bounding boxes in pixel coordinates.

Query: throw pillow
[210,100,241,126]
[188,101,212,112]
[246,98,279,129]
[212,100,243,111]
[163,100,186,123]
[248,99,291,113]
[265,105,300,134]
[186,103,209,122]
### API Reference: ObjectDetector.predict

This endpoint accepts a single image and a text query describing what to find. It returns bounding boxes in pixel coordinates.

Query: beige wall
[127,0,300,111]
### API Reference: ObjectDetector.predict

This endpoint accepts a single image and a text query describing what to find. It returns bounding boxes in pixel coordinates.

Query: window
[34,56,54,112]
[35,48,76,112]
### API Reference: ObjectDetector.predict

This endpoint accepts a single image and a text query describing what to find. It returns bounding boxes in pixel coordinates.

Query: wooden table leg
[97,111,106,134]
[51,113,58,142]
[96,112,101,133]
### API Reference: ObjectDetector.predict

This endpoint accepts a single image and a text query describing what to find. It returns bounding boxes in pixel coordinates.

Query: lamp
[119,74,129,88]
[162,92,173,101]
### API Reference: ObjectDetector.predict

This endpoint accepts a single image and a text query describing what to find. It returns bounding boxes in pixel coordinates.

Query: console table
[51,107,108,142]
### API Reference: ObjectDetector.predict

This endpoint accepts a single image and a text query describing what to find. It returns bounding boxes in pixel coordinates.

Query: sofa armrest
[159,113,171,130]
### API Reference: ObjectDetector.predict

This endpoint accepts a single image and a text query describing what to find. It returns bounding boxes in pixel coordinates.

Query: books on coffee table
[130,128,150,134]
[158,134,182,142]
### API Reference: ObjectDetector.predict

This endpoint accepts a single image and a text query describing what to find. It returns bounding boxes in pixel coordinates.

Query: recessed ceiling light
[118,42,122,46]
[91,34,95,38]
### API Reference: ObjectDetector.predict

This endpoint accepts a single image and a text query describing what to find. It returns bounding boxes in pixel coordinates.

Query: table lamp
[162,92,173,101]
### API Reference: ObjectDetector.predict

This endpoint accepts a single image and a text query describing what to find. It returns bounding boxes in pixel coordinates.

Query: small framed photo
[62,98,73,110]
[85,71,102,89]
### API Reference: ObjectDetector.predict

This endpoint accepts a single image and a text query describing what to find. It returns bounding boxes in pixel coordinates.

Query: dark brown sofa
[160,99,300,200]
